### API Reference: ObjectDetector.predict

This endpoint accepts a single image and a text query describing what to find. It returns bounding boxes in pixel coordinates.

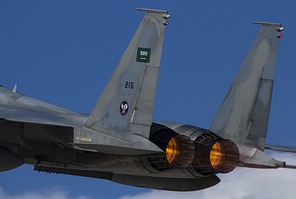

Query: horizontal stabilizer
[265,145,296,153]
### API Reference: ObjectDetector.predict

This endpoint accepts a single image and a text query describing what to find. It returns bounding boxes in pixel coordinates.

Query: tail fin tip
[252,21,282,27]
[136,8,168,14]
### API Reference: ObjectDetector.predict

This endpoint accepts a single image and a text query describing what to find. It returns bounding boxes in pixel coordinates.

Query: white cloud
[120,151,296,199]
[0,187,89,199]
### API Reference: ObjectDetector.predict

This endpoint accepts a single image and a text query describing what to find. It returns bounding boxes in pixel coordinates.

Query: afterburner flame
[166,137,181,165]
[210,141,226,169]
[166,136,195,168]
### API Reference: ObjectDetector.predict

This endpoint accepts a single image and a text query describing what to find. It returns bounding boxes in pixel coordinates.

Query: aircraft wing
[0,102,84,127]
[0,88,87,128]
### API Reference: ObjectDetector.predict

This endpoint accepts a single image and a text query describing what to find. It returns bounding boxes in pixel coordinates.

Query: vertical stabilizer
[210,22,284,150]
[85,9,169,143]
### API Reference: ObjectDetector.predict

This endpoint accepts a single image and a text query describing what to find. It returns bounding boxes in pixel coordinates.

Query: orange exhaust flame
[166,137,181,165]
[210,141,226,169]
[166,136,195,168]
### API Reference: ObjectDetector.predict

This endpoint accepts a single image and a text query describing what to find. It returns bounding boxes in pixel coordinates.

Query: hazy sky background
[1,1,296,198]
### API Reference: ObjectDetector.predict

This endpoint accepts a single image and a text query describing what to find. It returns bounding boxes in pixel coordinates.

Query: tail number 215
[125,81,134,89]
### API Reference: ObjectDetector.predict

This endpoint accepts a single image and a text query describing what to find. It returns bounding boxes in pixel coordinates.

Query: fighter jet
[0,8,293,191]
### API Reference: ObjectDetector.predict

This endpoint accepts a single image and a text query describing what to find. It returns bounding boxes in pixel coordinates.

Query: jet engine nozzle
[166,135,195,168]
[149,124,239,174]
[192,133,239,174]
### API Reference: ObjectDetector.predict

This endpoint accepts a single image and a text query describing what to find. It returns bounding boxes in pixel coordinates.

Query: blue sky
[1,1,296,198]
